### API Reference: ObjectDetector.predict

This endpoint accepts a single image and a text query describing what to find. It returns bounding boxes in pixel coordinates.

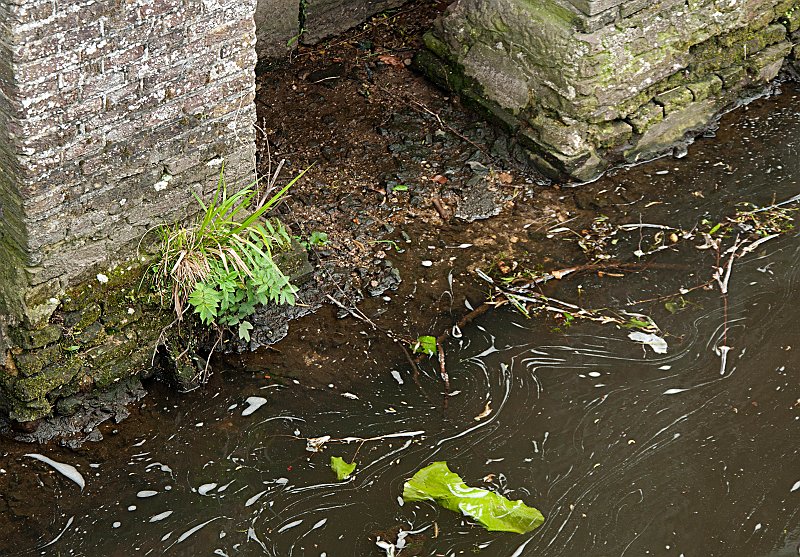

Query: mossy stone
[12,345,64,377]
[11,324,62,350]
[12,358,82,402]
[63,303,102,330]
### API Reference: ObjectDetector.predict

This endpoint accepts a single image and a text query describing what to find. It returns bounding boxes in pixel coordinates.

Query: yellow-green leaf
[402,461,544,534]
[331,456,357,480]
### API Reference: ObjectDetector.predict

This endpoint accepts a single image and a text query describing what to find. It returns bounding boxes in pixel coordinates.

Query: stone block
[687,75,723,101]
[255,0,300,58]
[0,0,261,425]
[303,0,407,44]
[717,64,748,89]
[566,0,625,16]
[655,86,694,114]
[628,102,664,134]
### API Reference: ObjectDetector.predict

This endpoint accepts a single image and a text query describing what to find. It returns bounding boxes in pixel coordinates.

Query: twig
[432,197,449,221]
[436,340,449,393]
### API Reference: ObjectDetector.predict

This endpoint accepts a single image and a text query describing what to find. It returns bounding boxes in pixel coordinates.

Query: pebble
[421,260,433,267]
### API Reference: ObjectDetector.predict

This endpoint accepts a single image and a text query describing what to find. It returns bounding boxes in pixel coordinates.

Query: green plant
[308,230,328,246]
[151,166,309,341]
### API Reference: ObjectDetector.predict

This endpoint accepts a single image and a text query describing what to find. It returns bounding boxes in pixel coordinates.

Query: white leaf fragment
[25,454,86,491]
[241,396,268,416]
[628,331,668,354]
[198,483,217,495]
[306,436,331,453]
[149,510,173,522]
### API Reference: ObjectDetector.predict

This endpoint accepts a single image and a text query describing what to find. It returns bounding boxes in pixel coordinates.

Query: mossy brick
[591,120,633,149]
[687,75,724,101]
[73,321,107,348]
[101,303,144,330]
[11,358,82,402]
[55,395,83,417]
[782,7,800,32]
[717,65,747,89]
[9,398,52,423]
[63,303,102,330]
[746,41,793,81]
[654,86,695,114]
[12,345,64,377]
[11,324,62,350]
[627,102,665,134]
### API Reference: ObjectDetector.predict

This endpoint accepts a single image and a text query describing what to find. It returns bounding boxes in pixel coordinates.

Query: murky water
[4,89,800,556]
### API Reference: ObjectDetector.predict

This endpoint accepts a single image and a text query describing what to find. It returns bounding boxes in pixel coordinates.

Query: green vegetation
[330,456,357,480]
[403,461,545,534]
[150,167,309,341]
[411,335,437,356]
[297,230,329,250]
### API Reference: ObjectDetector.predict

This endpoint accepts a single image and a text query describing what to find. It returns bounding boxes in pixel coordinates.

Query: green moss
[11,324,62,350]
[12,357,82,402]
[689,74,722,100]
[627,102,665,135]
[655,86,695,114]
[12,345,64,377]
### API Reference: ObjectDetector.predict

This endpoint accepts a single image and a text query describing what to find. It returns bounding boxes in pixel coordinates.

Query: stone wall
[417,0,800,181]
[0,0,259,424]
[255,0,407,59]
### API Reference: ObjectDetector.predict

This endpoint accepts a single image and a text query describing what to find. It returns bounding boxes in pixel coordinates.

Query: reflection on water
[6,90,800,557]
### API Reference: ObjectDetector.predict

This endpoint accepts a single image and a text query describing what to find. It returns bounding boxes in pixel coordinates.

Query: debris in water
[474,402,493,421]
[25,454,86,491]
[403,461,544,534]
[198,483,218,495]
[242,396,268,416]
[663,388,688,395]
[149,510,173,522]
[330,456,357,480]
[306,436,331,453]
[628,331,668,354]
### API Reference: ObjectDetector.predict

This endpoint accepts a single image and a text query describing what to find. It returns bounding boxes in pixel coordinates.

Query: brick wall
[0,0,258,329]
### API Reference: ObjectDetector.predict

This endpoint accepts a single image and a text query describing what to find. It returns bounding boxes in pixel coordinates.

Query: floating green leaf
[412,335,437,356]
[331,456,357,480]
[402,462,544,534]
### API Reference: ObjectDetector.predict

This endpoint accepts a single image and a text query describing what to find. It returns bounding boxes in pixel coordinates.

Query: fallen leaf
[330,456,357,480]
[431,174,448,184]
[377,54,405,67]
[474,402,492,421]
[403,462,544,534]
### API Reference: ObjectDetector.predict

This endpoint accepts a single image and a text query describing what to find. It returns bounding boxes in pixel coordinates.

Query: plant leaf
[402,461,545,534]
[238,321,253,342]
[412,335,437,356]
[331,456,357,480]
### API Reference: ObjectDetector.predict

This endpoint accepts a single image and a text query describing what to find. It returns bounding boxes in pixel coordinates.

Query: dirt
[225,0,604,385]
